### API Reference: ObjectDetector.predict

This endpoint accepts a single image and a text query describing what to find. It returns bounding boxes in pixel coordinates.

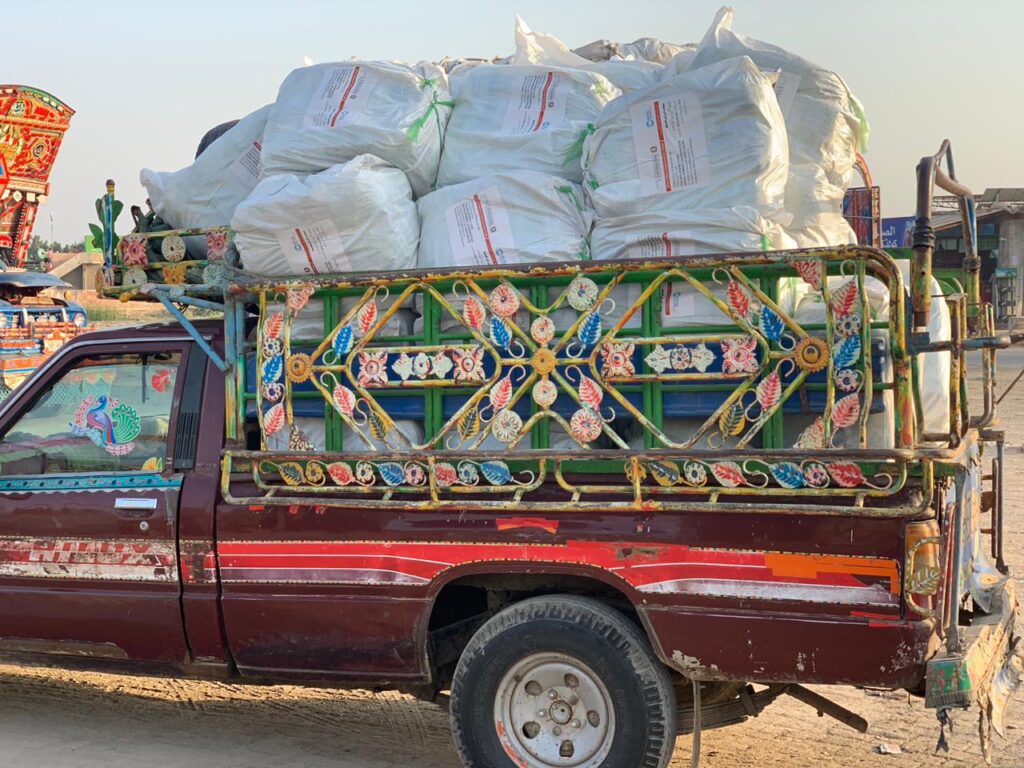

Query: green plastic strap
[562,123,595,167]
[760,233,773,251]
[556,184,585,213]
[849,93,869,153]
[407,96,455,142]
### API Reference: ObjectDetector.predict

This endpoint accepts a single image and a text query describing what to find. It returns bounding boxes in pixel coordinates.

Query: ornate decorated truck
[0,144,1017,768]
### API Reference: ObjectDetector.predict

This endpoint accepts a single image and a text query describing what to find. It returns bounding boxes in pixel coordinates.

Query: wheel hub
[494,652,614,768]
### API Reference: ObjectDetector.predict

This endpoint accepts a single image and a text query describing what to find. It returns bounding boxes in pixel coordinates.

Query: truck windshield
[0,351,180,475]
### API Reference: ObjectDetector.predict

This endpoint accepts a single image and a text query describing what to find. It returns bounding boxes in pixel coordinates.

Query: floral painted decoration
[452,347,485,383]
[357,350,389,387]
[121,236,148,267]
[488,284,520,318]
[599,342,636,378]
[721,337,758,375]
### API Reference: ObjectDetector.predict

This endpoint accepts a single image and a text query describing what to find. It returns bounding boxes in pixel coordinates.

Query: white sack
[590,206,793,262]
[574,37,694,67]
[260,61,449,197]
[512,16,662,93]
[791,266,950,442]
[233,155,419,277]
[437,64,619,186]
[265,298,415,340]
[583,56,789,220]
[267,416,425,451]
[141,104,271,231]
[417,172,591,269]
[691,7,865,242]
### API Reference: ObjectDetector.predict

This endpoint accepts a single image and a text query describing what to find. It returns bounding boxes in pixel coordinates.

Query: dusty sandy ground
[1,367,1023,767]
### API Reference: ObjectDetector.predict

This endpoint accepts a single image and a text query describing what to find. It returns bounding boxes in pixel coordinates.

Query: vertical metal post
[995,440,1007,574]
[946,471,966,654]
[234,296,246,443]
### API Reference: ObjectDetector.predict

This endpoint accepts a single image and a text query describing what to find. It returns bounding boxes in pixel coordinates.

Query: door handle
[114,497,158,518]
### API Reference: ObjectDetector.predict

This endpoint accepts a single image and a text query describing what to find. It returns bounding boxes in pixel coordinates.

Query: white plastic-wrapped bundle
[511,17,663,93]
[232,155,419,277]
[789,266,951,447]
[590,205,793,261]
[267,416,425,451]
[266,298,416,340]
[417,171,591,269]
[141,104,271,231]
[260,61,450,197]
[436,64,619,186]
[691,7,865,244]
[583,56,789,221]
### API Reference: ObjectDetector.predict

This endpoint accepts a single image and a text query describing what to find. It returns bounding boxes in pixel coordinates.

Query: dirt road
[2,374,1024,767]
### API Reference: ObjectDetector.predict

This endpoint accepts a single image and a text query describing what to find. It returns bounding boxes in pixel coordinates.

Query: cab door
[0,339,191,663]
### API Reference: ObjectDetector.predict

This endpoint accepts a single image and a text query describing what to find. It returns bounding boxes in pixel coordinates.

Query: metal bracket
[145,286,228,373]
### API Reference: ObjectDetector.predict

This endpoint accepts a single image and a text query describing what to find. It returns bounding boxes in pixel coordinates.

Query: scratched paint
[216,540,898,606]
[0,539,177,581]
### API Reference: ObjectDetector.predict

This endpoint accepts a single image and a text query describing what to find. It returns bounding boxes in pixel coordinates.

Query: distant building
[883,188,1024,322]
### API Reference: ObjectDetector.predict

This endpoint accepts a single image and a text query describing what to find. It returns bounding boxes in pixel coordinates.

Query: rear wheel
[450,595,677,768]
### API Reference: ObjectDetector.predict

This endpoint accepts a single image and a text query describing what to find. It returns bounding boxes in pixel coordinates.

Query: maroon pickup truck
[2,148,1022,767]
[0,299,1015,768]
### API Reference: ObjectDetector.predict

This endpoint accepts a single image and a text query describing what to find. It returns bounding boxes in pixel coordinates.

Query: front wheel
[450,595,677,768]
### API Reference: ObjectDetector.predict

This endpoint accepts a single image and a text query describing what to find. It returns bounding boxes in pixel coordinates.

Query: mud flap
[925,577,1020,762]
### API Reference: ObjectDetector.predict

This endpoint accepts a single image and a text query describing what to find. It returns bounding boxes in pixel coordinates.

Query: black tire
[450,595,677,768]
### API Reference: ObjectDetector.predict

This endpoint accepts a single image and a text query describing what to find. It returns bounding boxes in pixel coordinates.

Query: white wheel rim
[493,652,615,768]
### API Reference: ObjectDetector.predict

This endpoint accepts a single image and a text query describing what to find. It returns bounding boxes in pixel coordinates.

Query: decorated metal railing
[208,245,924,513]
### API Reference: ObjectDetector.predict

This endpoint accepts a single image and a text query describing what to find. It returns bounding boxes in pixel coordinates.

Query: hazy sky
[6,0,1021,244]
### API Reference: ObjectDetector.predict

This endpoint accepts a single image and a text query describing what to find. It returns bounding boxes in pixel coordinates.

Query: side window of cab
[0,351,181,476]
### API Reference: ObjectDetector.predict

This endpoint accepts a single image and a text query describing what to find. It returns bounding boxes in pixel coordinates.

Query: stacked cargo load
[686,6,868,247]
[113,8,937,456]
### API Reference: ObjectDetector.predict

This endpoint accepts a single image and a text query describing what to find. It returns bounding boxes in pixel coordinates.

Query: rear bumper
[925,575,1022,734]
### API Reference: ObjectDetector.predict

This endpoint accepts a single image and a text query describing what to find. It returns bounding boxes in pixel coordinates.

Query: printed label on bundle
[230,140,262,182]
[303,65,378,129]
[444,187,517,266]
[660,283,699,320]
[629,93,711,195]
[274,219,349,274]
[768,70,801,118]
[625,230,697,260]
[501,71,569,135]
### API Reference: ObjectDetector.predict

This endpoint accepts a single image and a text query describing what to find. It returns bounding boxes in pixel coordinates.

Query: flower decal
[669,347,692,370]
[566,276,599,311]
[530,316,555,345]
[404,463,427,486]
[206,231,229,260]
[492,409,523,445]
[532,378,557,407]
[412,352,432,379]
[835,313,862,338]
[600,342,636,378]
[683,461,707,487]
[721,337,758,374]
[452,347,485,383]
[835,368,862,392]
[793,336,829,372]
[570,408,603,443]
[261,337,283,359]
[286,353,312,383]
[803,463,829,488]
[357,350,389,387]
[488,283,520,318]
[121,236,148,267]
[355,461,375,484]
[458,463,480,485]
